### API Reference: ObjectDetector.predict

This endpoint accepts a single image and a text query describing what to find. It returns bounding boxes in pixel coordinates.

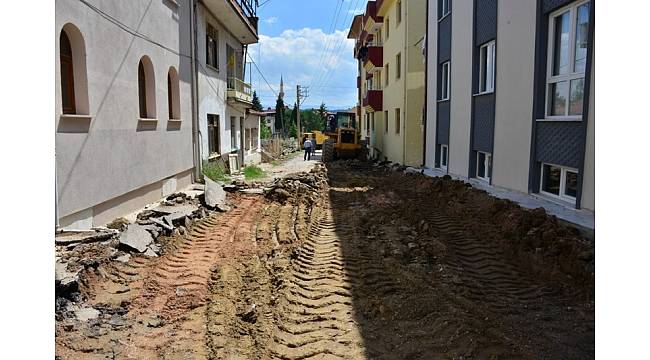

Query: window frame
[395,108,401,134]
[440,144,448,170]
[206,23,219,70]
[138,60,148,119]
[544,0,590,120]
[439,61,450,101]
[207,114,220,155]
[476,151,492,182]
[384,110,389,133]
[396,53,401,80]
[60,30,76,115]
[439,0,451,21]
[385,17,390,40]
[478,40,496,94]
[539,162,579,203]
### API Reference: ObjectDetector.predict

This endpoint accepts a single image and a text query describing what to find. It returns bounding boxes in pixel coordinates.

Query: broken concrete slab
[240,188,264,195]
[205,177,227,208]
[55,230,117,246]
[150,217,173,231]
[164,212,187,227]
[118,224,154,253]
[75,307,100,322]
[114,254,131,263]
[55,262,80,288]
[152,204,198,217]
[143,248,158,258]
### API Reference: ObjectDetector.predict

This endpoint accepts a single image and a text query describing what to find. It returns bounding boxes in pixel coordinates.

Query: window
[540,163,578,202]
[365,114,370,134]
[167,67,180,120]
[60,31,76,114]
[385,63,390,86]
[396,53,401,80]
[476,152,492,181]
[440,61,450,100]
[397,1,402,24]
[384,110,389,133]
[395,109,401,134]
[439,0,451,19]
[385,18,390,39]
[206,24,219,69]
[371,112,375,131]
[546,1,590,118]
[207,114,220,154]
[137,57,157,119]
[478,41,496,93]
[440,145,448,170]
[59,24,89,116]
[230,117,238,150]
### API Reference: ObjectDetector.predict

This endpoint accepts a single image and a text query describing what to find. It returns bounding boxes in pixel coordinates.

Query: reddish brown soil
[55,161,594,359]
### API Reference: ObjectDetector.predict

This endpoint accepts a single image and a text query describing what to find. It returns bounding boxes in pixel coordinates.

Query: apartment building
[424,0,594,211]
[195,0,259,169]
[349,0,426,166]
[55,0,259,229]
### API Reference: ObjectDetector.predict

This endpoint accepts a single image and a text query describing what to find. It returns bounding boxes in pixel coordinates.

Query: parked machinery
[322,111,366,162]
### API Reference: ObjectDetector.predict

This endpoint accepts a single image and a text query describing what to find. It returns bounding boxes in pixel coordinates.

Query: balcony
[363,1,383,32]
[363,89,383,112]
[227,77,253,105]
[362,46,383,72]
[203,0,258,44]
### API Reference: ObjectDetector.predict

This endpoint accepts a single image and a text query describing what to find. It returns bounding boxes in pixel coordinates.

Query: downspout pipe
[189,0,203,181]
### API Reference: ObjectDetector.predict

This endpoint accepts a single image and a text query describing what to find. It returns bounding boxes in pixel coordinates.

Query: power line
[307,0,344,89]
[247,53,278,98]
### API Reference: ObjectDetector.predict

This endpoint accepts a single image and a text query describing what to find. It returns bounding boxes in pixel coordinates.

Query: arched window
[138,56,156,119]
[59,24,89,115]
[60,32,75,114]
[167,67,180,120]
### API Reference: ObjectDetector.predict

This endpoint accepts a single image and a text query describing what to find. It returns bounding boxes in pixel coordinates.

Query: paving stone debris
[205,177,227,208]
[74,307,100,322]
[118,224,154,253]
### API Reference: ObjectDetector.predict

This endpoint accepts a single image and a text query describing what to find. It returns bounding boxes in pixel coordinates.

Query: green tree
[260,123,271,139]
[290,103,298,130]
[251,91,263,111]
[288,120,297,138]
[274,95,285,133]
[301,109,322,132]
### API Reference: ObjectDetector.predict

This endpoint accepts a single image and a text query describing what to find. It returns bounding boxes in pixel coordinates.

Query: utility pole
[296,85,301,146]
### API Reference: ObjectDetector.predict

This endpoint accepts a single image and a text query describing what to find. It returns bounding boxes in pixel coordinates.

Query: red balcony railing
[362,46,383,68]
[363,89,383,111]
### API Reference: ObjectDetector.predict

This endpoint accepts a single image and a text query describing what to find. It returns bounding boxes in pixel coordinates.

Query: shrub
[202,161,230,182]
[243,164,266,180]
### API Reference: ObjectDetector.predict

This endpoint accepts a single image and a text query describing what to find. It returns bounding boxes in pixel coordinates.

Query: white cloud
[264,16,278,25]
[248,28,358,109]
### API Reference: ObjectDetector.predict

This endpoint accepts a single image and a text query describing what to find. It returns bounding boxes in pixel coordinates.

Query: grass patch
[243,165,267,180]
[203,161,230,182]
[271,160,282,167]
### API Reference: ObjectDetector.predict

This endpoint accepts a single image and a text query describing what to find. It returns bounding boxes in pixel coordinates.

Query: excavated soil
[55,161,594,359]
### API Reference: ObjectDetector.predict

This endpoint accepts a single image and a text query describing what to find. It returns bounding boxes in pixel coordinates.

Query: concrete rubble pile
[263,163,328,204]
[55,189,215,324]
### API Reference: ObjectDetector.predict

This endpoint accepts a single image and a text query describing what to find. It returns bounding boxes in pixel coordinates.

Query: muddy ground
[55,161,594,359]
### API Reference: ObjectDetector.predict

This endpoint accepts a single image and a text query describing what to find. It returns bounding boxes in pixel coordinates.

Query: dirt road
[56,160,594,359]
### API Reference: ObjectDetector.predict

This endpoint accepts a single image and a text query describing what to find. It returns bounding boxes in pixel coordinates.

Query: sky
[247,0,366,110]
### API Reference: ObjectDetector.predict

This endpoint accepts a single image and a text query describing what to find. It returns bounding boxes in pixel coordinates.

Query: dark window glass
[542,164,561,195]
[569,78,584,115]
[138,61,147,118]
[549,81,568,116]
[552,11,570,76]
[167,73,173,119]
[207,114,220,154]
[206,25,219,68]
[60,31,76,114]
[574,3,590,73]
[565,170,578,197]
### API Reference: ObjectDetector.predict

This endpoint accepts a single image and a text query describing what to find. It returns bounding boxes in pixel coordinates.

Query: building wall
[491,0,537,193]
[403,0,426,166]
[380,0,406,164]
[447,0,473,178]
[55,0,194,227]
[424,0,438,168]
[196,4,248,159]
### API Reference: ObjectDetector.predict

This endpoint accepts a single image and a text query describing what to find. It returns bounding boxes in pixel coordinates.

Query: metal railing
[227,77,252,97]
